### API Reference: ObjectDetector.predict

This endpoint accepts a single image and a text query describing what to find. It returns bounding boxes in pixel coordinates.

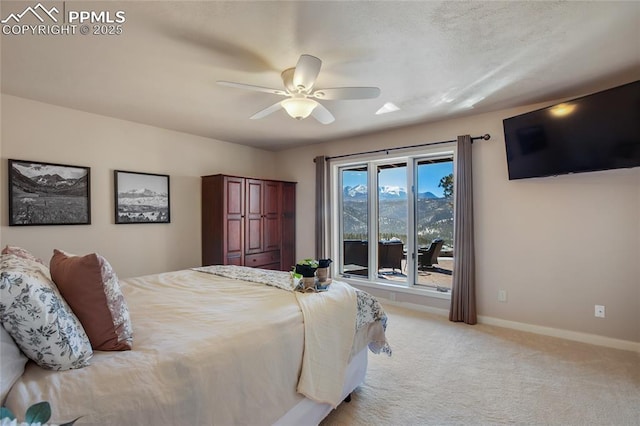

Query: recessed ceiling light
[376,102,400,115]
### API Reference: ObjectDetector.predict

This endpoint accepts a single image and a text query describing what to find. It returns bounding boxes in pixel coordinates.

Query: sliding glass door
[340,166,369,277]
[415,157,454,291]
[377,163,407,283]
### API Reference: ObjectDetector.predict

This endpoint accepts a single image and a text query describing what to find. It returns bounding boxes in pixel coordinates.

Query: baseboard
[381,298,640,353]
[477,316,640,353]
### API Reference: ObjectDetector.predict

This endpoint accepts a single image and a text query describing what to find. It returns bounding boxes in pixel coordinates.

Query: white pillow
[0,325,28,405]
[0,254,93,370]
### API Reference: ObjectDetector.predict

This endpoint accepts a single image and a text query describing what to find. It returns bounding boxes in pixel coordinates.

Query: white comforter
[7,270,303,425]
[5,269,386,425]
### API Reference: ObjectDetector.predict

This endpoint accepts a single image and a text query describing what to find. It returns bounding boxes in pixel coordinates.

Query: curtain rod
[324,133,491,161]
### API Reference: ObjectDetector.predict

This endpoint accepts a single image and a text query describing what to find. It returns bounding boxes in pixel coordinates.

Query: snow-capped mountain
[34,173,65,186]
[117,188,168,208]
[10,167,88,196]
[343,185,441,200]
[343,184,368,199]
[118,188,167,198]
[378,185,407,199]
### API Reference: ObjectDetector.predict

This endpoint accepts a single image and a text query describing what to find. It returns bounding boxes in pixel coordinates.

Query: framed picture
[114,170,170,224]
[8,159,91,226]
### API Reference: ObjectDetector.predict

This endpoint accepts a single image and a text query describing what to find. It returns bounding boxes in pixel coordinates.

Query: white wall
[277,105,640,344]
[1,95,278,278]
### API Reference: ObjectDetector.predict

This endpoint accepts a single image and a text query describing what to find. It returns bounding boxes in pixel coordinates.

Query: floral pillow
[1,245,46,267]
[0,254,93,370]
[50,250,133,351]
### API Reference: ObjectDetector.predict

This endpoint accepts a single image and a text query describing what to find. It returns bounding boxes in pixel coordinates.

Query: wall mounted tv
[503,80,640,180]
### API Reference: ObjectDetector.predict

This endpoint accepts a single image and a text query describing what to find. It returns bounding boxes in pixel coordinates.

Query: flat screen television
[503,80,640,180]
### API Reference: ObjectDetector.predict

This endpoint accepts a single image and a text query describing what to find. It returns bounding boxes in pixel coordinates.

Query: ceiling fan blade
[293,54,322,92]
[217,81,287,96]
[311,103,335,124]
[250,101,283,120]
[312,87,381,100]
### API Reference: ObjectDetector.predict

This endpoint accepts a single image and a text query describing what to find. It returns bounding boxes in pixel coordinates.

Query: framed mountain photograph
[114,170,170,224]
[8,159,91,226]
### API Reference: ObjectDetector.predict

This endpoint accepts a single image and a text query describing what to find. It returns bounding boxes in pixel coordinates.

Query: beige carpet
[321,304,640,426]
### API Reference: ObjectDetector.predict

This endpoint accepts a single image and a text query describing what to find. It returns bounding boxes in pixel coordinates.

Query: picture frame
[8,159,91,226]
[114,170,170,224]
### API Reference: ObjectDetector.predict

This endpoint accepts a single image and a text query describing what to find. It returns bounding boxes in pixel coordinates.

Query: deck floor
[344,257,454,291]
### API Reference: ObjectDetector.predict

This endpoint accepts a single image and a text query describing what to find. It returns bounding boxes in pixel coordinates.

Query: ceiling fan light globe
[282,98,318,120]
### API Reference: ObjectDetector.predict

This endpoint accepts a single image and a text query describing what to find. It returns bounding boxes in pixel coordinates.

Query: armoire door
[224,176,245,264]
[280,182,296,271]
[263,181,281,253]
[245,179,264,254]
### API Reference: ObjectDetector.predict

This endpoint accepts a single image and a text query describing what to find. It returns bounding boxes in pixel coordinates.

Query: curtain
[449,135,477,324]
[314,156,327,259]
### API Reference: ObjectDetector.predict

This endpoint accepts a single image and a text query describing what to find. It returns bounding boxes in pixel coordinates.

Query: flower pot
[295,264,317,278]
[316,267,329,282]
[302,277,316,290]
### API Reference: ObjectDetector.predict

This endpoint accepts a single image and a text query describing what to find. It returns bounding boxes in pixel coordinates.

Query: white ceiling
[2,1,639,151]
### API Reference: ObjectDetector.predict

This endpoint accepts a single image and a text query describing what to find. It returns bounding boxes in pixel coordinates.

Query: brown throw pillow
[50,249,133,351]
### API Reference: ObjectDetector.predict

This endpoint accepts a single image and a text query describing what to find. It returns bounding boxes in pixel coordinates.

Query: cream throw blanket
[294,281,357,407]
[194,265,358,408]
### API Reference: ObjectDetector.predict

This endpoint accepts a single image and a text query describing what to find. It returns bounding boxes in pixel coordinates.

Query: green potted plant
[295,258,318,277]
[295,259,318,289]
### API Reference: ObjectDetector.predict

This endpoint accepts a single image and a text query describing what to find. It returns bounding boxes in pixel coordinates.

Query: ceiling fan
[217,54,381,124]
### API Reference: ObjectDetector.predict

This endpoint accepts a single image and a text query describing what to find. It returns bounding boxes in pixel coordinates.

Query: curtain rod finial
[471,134,491,144]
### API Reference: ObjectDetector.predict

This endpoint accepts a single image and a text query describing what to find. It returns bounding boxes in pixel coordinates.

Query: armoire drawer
[245,250,281,267]
[259,262,282,271]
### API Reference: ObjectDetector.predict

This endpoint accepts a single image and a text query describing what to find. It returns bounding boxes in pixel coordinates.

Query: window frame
[329,145,456,299]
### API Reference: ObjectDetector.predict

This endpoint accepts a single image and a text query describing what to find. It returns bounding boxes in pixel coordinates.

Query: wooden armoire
[201,174,296,271]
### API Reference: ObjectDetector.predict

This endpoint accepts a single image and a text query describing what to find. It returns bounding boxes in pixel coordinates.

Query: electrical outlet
[389,292,396,302]
[595,305,605,318]
[498,290,507,302]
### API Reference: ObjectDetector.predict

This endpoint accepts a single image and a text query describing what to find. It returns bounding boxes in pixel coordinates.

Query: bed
[0,250,390,425]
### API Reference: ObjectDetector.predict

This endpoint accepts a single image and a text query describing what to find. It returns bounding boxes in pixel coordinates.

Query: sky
[343,161,453,197]
[117,172,168,193]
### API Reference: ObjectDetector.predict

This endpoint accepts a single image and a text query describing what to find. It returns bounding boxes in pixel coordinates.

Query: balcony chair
[418,239,444,270]
[378,240,404,273]
[343,240,368,269]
